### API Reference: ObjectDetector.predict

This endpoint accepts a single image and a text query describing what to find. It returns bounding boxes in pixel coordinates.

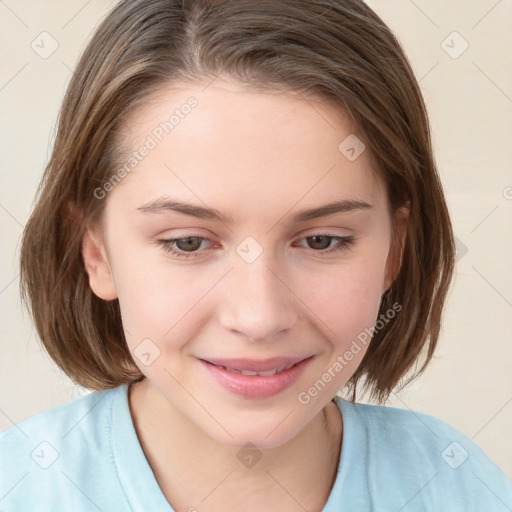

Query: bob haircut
[19,0,455,403]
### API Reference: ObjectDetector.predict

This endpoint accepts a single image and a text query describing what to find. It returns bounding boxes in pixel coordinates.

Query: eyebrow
[135,197,372,224]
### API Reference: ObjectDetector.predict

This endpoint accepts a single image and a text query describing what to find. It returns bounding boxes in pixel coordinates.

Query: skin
[82,77,409,511]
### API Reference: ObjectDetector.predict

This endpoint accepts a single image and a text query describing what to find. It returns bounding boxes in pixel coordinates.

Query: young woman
[2,1,511,510]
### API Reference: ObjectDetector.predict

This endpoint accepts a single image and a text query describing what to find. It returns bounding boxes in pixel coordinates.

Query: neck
[128,379,343,512]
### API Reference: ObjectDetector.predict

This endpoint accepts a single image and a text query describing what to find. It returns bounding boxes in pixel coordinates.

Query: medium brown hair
[19,0,455,402]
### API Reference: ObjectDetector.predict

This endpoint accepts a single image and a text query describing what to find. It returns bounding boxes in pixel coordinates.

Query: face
[83,78,408,449]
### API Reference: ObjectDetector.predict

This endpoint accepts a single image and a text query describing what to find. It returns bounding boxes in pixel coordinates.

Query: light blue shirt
[1,384,511,511]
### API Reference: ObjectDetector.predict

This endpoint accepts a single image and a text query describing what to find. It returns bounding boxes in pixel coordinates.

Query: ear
[81,226,118,301]
[383,204,410,293]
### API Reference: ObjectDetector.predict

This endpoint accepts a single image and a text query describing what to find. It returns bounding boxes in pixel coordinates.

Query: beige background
[1,0,511,479]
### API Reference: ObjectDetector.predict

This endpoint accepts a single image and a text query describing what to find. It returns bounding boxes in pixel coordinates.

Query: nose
[218,252,299,342]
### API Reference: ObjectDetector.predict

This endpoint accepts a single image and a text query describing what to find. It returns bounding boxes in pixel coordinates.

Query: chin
[199,403,310,450]
[212,426,300,451]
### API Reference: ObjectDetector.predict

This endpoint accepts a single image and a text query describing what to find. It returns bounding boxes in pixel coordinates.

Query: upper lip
[200,355,312,372]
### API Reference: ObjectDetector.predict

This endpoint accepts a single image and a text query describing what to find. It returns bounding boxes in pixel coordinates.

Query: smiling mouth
[200,355,314,376]
[199,356,315,399]
[207,361,298,376]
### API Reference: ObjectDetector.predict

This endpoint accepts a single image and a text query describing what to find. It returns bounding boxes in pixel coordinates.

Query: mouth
[208,364,294,376]
[198,355,315,399]
[199,355,311,375]
[206,361,297,376]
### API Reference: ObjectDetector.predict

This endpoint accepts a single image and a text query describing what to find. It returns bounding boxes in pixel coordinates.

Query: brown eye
[305,235,334,250]
[173,237,203,252]
[156,233,355,260]
[296,234,355,254]
[156,236,211,259]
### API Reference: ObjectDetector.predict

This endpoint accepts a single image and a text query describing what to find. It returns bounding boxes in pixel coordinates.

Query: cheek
[110,244,207,347]
[303,255,387,336]
[295,247,388,388]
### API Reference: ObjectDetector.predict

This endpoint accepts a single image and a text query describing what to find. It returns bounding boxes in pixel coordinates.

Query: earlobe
[383,205,409,294]
[81,227,118,301]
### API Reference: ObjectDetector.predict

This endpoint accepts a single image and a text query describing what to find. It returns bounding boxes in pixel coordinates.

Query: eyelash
[156,233,356,259]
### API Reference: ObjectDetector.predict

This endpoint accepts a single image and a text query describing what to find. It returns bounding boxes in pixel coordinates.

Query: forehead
[109,79,386,216]
[121,79,362,157]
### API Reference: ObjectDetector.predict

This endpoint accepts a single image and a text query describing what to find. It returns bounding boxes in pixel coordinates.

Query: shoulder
[338,399,512,511]
[1,386,116,451]
[0,386,131,511]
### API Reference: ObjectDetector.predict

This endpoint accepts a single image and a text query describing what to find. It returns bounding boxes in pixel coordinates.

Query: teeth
[221,365,243,374]
[218,363,297,376]
[247,368,278,376]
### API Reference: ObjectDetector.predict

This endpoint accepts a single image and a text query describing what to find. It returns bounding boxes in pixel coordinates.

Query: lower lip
[199,357,314,399]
